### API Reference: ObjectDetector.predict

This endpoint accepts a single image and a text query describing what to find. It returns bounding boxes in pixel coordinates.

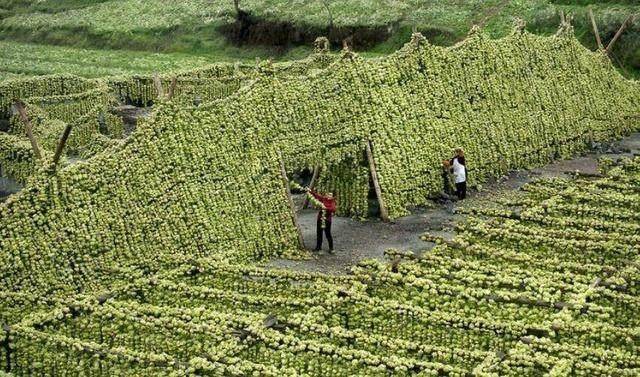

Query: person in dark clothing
[306,188,337,253]
[450,147,467,200]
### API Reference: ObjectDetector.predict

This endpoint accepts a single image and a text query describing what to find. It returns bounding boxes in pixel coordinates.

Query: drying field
[2,154,639,375]
[0,9,639,377]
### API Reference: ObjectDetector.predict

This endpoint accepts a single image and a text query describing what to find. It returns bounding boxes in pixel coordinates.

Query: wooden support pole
[152,74,164,99]
[2,324,11,372]
[365,140,389,222]
[167,76,178,100]
[606,15,633,54]
[302,165,321,209]
[13,101,43,160]
[278,152,305,249]
[560,10,565,25]
[588,8,604,51]
[52,124,73,167]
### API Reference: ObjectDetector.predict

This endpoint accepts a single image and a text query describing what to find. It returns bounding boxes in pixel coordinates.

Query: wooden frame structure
[278,152,306,249]
[301,166,321,209]
[153,74,178,101]
[365,140,389,222]
[13,100,75,170]
[13,101,43,160]
[587,8,636,55]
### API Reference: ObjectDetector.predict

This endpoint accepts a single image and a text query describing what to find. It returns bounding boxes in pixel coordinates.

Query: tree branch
[321,0,333,33]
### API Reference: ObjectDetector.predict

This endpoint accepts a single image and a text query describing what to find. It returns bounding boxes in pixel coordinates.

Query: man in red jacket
[306,188,336,253]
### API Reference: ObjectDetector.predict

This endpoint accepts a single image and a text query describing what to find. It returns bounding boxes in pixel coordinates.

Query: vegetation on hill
[0,41,223,79]
[0,0,638,78]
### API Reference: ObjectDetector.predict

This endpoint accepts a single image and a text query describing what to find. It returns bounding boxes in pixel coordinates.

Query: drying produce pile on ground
[2,156,638,375]
[0,25,639,376]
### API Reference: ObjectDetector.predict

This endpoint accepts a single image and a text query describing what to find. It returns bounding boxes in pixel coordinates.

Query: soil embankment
[219,10,393,50]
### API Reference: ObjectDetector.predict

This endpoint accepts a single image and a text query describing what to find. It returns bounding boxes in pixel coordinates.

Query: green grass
[0,0,638,78]
[0,41,215,77]
[0,41,313,79]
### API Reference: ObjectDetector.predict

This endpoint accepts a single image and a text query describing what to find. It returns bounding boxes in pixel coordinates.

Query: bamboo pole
[365,140,389,222]
[52,124,73,167]
[588,8,604,51]
[278,152,305,249]
[606,15,633,54]
[302,166,321,209]
[13,101,43,160]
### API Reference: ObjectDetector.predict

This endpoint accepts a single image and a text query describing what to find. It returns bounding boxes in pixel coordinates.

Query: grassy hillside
[0,0,638,78]
[0,41,220,79]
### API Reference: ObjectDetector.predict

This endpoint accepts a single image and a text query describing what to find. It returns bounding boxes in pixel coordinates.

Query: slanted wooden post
[365,140,389,222]
[302,165,321,209]
[13,101,43,160]
[167,76,178,100]
[588,8,604,51]
[606,15,634,55]
[52,124,73,167]
[153,74,165,99]
[278,152,305,249]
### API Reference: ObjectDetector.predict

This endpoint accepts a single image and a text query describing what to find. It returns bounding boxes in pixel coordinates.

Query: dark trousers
[315,218,333,251]
[455,181,467,200]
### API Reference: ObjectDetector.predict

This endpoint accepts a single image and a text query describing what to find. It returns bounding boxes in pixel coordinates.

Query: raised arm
[309,189,325,201]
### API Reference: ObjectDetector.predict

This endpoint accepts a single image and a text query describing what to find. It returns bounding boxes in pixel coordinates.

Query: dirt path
[267,132,640,274]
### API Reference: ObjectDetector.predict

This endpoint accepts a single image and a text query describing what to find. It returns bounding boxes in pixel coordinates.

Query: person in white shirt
[449,147,467,200]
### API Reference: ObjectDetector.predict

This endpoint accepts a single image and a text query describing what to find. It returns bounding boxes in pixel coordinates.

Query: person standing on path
[450,147,467,200]
[306,188,336,253]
